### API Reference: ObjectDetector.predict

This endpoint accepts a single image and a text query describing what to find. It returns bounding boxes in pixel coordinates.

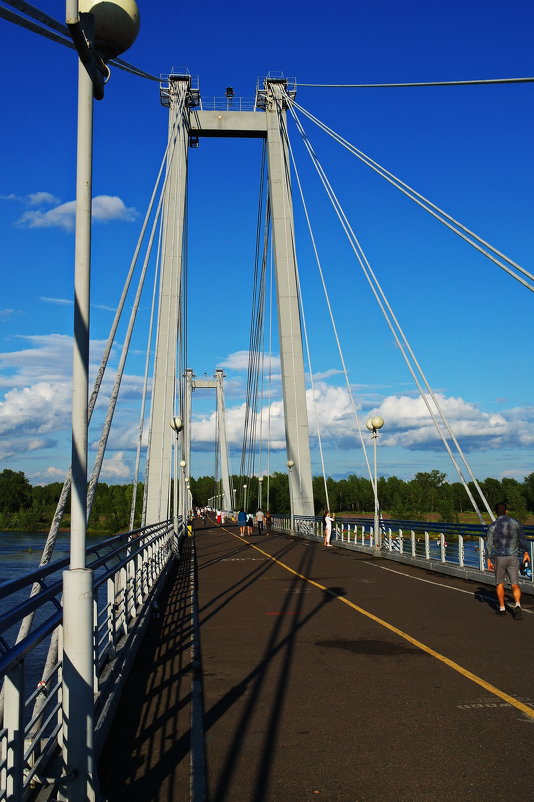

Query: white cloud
[27,192,60,207]
[100,451,131,479]
[16,195,138,232]
[217,350,281,372]
[1,192,58,206]
[0,381,71,436]
[44,466,66,479]
[311,368,344,381]
[0,309,16,321]
[39,297,72,306]
[0,334,73,389]
[187,383,534,458]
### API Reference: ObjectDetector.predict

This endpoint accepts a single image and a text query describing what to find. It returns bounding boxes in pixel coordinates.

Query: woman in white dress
[323,511,335,547]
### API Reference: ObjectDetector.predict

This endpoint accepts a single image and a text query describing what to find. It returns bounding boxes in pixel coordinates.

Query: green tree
[0,469,32,514]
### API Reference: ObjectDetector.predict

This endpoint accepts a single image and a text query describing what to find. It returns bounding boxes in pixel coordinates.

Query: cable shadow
[204,542,341,802]
[197,536,305,626]
[98,542,195,802]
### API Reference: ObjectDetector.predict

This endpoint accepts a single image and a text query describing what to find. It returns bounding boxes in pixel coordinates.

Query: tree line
[1,468,533,533]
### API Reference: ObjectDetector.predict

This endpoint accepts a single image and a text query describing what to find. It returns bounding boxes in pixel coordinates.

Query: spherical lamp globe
[365,418,374,432]
[371,416,384,430]
[79,0,140,59]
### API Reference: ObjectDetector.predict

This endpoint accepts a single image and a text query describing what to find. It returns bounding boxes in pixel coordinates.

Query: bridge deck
[99,522,534,801]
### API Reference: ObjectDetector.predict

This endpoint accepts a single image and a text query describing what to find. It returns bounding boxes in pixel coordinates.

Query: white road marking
[364,561,533,614]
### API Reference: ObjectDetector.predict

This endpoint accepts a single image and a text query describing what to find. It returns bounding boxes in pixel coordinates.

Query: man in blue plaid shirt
[486,502,530,619]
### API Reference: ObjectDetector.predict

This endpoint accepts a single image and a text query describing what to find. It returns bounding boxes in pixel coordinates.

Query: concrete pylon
[145,77,189,524]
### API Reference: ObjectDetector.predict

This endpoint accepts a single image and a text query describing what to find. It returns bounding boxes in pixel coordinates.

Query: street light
[287,460,295,534]
[232,487,237,512]
[366,416,384,555]
[243,484,248,513]
[170,416,184,535]
[258,475,264,509]
[179,459,187,526]
[63,4,139,799]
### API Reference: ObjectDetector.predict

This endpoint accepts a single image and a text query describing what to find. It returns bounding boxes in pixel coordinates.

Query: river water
[0,531,111,693]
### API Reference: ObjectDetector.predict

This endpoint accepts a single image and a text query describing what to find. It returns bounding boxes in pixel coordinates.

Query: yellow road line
[220,527,534,721]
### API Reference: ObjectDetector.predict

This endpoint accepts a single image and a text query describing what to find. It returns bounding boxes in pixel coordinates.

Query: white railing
[198,97,258,111]
[274,515,534,591]
[0,520,180,800]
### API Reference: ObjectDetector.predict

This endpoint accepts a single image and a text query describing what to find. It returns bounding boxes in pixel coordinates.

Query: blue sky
[1,0,534,489]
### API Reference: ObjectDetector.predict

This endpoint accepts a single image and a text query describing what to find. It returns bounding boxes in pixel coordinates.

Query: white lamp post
[63,4,139,800]
[243,484,248,513]
[286,460,295,533]
[179,459,187,526]
[170,416,183,534]
[258,476,264,509]
[232,487,237,512]
[366,416,384,555]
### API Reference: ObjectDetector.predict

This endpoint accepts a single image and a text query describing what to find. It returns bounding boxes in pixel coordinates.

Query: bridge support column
[265,80,314,516]
[145,78,189,524]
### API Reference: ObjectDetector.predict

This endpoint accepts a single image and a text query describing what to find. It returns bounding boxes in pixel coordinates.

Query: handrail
[272,514,534,589]
[0,518,182,800]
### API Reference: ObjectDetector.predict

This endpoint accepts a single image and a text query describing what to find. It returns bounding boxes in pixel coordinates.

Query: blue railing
[0,520,182,801]
[272,515,534,586]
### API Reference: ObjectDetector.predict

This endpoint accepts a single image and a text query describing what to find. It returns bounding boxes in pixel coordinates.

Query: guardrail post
[425,531,430,560]
[399,528,404,554]
[479,537,485,571]
[411,530,416,557]
[458,535,464,567]
[440,533,446,563]
[107,577,117,660]
[3,663,24,802]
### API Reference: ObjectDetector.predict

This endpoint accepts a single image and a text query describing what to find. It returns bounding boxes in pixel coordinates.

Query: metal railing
[0,520,180,800]
[198,97,258,112]
[273,515,534,591]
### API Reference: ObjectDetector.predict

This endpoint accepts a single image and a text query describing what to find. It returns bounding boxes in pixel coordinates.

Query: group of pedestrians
[237,509,272,537]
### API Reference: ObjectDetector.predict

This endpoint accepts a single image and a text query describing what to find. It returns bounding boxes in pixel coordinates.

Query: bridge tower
[144,76,190,524]
[185,369,232,511]
[145,73,314,522]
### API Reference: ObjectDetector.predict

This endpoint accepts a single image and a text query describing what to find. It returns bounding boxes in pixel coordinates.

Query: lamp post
[366,416,384,555]
[286,460,295,533]
[232,487,237,512]
[170,416,183,535]
[62,4,139,800]
[258,475,264,509]
[243,484,248,513]
[179,459,187,528]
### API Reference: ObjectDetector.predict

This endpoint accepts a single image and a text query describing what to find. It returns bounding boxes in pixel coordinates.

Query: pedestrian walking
[265,510,272,535]
[237,509,247,537]
[256,509,265,535]
[247,511,254,536]
[486,501,530,618]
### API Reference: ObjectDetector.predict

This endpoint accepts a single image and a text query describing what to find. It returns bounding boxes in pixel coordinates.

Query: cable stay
[0,0,160,81]
[238,143,270,504]
[130,212,163,529]
[284,92,494,522]
[287,132,373,511]
[43,105,184,562]
[296,77,534,88]
[288,98,534,293]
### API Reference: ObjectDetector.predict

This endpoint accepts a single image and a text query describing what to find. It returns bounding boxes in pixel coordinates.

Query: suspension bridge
[1,1,534,800]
